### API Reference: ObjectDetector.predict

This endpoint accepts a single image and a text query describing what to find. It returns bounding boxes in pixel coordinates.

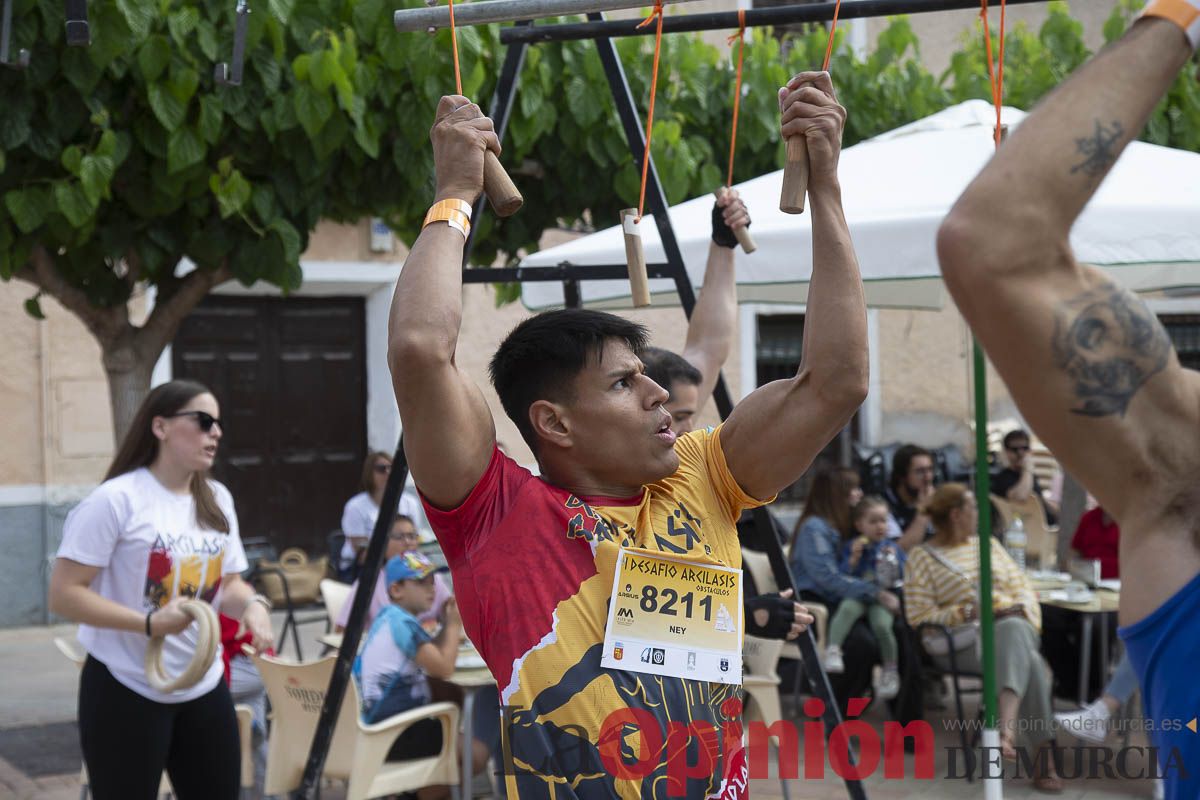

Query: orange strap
[821,0,844,72]
[980,0,1007,149]
[726,10,746,187]
[449,0,463,94]
[634,0,666,222]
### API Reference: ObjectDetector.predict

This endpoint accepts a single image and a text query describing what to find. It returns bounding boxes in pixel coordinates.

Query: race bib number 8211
[601,548,743,683]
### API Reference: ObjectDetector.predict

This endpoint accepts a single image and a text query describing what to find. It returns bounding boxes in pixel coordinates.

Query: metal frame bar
[500,0,1047,43]
[395,0,704,33]
[64,0,90,47]
[297,442,410,797]
[215,0,251,86]
[1,0,30,68]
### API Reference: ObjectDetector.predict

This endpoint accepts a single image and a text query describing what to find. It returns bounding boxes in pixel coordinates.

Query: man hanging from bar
[937,4,1200,799]
[388,70,865,800]
[640,194,812,645]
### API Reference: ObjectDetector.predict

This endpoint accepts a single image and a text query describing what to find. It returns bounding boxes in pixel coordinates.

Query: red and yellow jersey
[422,425,765,800]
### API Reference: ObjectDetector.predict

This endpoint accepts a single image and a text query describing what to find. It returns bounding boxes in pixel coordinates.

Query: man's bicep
[394,362,495,510]
[952,263,1200,517]
[720,378,852,501]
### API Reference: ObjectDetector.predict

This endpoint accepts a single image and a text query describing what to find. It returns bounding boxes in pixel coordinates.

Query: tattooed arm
[937,18,1200,625]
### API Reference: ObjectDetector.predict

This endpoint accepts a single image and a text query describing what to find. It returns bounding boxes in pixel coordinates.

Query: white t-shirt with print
[338,490,422,568]
[57,468,248,704]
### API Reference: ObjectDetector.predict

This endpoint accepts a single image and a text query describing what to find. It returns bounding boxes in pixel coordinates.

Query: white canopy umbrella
[518,99,1200,311]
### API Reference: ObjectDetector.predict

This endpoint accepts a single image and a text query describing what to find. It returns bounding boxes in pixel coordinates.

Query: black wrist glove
[745,593,795,639]
[711,201,742,249]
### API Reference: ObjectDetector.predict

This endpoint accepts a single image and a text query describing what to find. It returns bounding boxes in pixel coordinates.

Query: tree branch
[123,247,144,288]
[15,244,128,344]
[137,261,233,359]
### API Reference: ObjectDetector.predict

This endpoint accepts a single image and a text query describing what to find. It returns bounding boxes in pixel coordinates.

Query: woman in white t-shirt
[339,451,421,580]
[48,380,274,800]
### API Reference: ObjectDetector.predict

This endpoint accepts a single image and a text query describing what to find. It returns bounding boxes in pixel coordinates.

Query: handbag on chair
[256,548,328,607]
[917,544,980,656]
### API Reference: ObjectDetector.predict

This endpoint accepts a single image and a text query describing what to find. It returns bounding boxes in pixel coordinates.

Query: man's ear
[529,400,571,450]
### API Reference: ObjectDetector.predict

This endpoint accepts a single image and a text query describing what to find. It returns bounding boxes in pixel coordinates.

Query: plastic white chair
[252,652,459,800]
[319,578,353,627]
[741,548,828,657]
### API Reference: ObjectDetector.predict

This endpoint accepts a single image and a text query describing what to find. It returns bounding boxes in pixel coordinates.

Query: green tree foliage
[0,1,1194,434]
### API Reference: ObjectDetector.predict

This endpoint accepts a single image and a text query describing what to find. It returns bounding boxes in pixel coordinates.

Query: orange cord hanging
[448,0,463,94]
[980,0,1007,149]
[821,0,844,72]
[635,0,666,222]
[726,10,746,187]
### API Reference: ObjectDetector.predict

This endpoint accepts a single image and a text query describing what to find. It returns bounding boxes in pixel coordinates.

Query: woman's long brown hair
[105,380,229,533]
[790,466,858,551]
[359,451,392,495]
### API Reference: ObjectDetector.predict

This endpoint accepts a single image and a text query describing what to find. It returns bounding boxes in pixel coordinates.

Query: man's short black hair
[641,347,702,401]
[1002,429,1031,449]
[489,309,649,454]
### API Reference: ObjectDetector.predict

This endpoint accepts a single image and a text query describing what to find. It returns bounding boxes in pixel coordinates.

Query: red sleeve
[418,447,535,563]
[1071,507,1099,553]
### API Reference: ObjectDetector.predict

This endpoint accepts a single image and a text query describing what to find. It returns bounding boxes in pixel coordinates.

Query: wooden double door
[173,296,368,555]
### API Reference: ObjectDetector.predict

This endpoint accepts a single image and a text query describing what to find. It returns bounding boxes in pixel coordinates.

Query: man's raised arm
[936,17,1200,621]
[681,191,747,405]
[721,73,869,500]
[388,97,499,510]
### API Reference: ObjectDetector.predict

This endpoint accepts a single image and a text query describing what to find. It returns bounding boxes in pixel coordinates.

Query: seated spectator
[334,514,451,633]
[825,496,906,699]
[1070,506,1119,580]
[904,484,1062,793]
[339,452,423,581]
[791,468,918,711]
[991,429,1058,525]
[353,553,489,796]
[885,445,936,551]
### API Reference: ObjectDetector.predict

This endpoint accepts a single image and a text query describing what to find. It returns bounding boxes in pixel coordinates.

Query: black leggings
[78,656,240,800]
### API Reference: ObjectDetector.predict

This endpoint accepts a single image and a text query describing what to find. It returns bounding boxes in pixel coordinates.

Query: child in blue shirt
[354,551,490,779]
[824,496,906,699]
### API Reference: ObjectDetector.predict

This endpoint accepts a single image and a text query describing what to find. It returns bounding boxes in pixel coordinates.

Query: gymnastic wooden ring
[143,599,221,693]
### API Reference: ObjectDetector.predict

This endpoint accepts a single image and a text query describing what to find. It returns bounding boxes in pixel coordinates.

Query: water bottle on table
[1004,515,1027,570]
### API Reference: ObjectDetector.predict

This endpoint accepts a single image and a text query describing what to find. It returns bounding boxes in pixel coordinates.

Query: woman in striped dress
[904,483,1063,793]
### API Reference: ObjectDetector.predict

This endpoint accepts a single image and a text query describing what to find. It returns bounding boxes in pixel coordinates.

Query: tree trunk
[103,342,156,445]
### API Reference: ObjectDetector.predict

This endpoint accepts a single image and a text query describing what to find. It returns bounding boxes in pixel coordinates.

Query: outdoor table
[1034,574,1120,706]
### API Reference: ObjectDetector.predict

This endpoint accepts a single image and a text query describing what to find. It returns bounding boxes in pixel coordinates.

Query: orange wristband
[1142,0,1200,49]
[423,199,473,239]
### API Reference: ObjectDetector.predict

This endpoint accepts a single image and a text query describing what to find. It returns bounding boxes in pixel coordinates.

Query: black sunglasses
[166,410,222,433]
[1006,444,1030,453]
[374,463,391,474]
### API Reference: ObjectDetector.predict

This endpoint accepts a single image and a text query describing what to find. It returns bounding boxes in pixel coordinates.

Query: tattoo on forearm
[1070,120,1125,178]
[1051,283,1171,417]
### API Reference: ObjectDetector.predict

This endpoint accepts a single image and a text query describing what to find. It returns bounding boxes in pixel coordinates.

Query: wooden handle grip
[779,136,810,215]
[714,188,756,254]
[620,208,651,308]
[734,225,757,254]
[483,152,522,217]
